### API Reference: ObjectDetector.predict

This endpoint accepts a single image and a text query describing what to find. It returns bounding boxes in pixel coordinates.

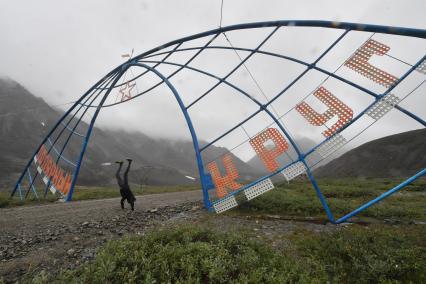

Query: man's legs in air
[115,161,124,187]
[124,158,132,186]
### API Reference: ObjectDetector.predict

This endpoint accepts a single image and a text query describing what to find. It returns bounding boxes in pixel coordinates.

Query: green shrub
[295,225,426,283]
[29,224,426,283]
[52,226,323,283]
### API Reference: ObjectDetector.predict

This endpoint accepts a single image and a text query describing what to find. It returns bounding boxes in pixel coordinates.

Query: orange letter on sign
[344,39,398,88]
[207,154,242,199]
[296,87,353,137]
[249,128,289,172]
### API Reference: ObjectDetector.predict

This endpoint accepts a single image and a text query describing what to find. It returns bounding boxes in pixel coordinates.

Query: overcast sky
[0,0,425,161]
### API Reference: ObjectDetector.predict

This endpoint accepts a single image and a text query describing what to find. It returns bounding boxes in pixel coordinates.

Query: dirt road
[0,190,202,230]
[0,190,203,282]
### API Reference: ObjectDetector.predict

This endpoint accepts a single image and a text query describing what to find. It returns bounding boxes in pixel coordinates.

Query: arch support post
[131,62,212,209]
[66,67,128,201]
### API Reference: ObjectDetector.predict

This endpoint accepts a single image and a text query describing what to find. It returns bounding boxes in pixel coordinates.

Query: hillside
[0,78,260,189]
[315,128,426,178]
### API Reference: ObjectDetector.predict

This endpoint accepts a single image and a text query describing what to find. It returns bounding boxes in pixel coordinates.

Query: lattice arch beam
[11,21,426,225]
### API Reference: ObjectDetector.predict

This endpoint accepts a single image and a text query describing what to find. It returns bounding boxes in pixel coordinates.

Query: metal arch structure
[11,20,426,224]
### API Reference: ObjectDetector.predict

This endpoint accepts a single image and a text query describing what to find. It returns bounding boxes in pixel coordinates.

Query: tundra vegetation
[6,178,425,283]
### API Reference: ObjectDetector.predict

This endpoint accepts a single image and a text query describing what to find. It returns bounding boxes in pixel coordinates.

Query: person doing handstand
[115,158,136,210]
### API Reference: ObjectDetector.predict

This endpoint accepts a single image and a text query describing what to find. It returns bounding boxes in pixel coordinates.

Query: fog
[0,0,425,161]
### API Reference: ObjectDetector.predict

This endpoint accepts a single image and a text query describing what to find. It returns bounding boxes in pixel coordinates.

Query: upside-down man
[115,158,136,210]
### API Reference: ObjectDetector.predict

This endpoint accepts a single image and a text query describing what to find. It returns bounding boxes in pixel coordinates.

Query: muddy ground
[0,190,336,283]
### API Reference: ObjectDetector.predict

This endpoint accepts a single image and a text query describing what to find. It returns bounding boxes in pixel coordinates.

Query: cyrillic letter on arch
[249,128,289,172]
[207,154,243,199]
[344,39,398,88]
[296,87,353,137]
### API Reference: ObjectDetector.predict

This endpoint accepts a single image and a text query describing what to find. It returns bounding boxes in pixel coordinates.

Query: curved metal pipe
[129,62,211,208]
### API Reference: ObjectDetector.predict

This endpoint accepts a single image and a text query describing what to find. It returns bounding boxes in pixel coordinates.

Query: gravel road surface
[0,190,203,282]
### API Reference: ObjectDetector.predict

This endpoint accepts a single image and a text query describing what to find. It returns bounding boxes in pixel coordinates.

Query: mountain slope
[315,129,426,178]
[0,78,260,189]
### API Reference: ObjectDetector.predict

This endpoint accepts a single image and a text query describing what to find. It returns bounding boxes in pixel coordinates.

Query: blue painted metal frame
[96,21,426,108]
[26,169,39,200]
[22,71,122,200]
[82,34,221,105]
[60,121,86,137]
[38,78,117,199]
[136,57,342,220]
[138,46,426,127]
[12,20,425,224]
[12,69,121,199]
[186,27,280,109]
[47,138,77,167]
[138,55,424,155]
[336,168,426,223]
[66,70,124,201]
[130,62,212,208]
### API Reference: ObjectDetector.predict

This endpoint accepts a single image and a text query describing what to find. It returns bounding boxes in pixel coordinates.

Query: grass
[0,191,57,208]
[28,224,426,283]
[293,224,426,283]
[0,184,198,208]
[234,177,426,222]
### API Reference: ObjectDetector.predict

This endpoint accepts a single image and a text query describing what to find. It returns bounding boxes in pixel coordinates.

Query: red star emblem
[119,82,136,102]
